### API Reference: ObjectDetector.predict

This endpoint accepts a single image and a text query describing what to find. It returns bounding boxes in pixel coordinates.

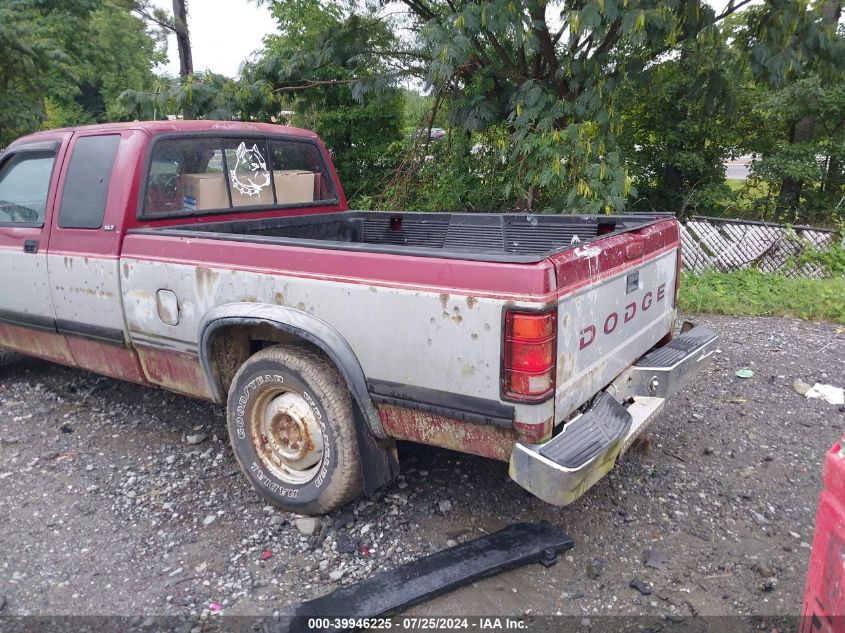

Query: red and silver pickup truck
[0,121,717,514]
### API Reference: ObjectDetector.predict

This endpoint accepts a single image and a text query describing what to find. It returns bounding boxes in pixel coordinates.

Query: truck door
[0,138,74,363]
[46,131,148,383]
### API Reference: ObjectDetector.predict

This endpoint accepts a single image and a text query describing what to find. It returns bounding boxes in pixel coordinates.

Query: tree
[172,0,194,77]
[254,1,405,200]
[373,0,755,211]
[619,32,743,217]
[0,1,165,144]
[46,3,166,126]
[131,0,193,77]
[0,0,97,145]
[117,0,843,219]
[739,75,845,224]
[119,71,249,120]
[733,0,844,222]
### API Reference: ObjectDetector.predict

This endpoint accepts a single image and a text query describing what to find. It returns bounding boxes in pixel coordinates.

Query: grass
[679,269,845,324]
[724,178,769,197]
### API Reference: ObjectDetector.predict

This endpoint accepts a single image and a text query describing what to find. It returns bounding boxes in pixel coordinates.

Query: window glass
[143,135,332,217]
[222,138,274,207]
[144,137,223,216]
[58,135,120,229]
[269,139,335,201]
[0,152,55,225]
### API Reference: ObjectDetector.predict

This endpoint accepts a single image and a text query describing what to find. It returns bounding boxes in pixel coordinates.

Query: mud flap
[354,406,399,494]
[279,522,573,632]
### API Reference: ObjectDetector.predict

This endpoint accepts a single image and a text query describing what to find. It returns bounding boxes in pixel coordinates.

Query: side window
[142,136,334,218]
[0,152,56,226]
[58,135,121,229]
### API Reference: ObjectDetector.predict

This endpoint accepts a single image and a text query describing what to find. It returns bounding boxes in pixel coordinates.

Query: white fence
[680,216,841,278]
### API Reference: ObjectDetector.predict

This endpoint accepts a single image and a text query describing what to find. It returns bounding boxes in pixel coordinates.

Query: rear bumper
[508,322,718,507]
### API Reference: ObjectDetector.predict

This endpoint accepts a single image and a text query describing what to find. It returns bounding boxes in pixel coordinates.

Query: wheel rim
[251,389,324,485]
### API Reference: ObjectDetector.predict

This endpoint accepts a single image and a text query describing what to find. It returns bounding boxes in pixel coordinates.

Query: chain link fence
[680,216,842,278]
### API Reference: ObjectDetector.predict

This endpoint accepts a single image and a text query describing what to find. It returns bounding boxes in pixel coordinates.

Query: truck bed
[132,211,669,263]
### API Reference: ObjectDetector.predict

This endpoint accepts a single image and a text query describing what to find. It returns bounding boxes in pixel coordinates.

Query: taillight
[502,309,557,402]
[674,247,682,308]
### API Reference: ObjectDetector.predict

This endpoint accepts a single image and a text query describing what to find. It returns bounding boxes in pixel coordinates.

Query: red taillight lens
[509,341,554,371]
[503,309,557,402]
[510,313,556,340]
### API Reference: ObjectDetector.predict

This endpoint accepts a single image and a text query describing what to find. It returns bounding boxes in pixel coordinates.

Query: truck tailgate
[551,219,680,423]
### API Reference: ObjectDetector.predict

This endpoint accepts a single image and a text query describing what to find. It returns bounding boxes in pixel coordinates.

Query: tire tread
[227,344,362,514]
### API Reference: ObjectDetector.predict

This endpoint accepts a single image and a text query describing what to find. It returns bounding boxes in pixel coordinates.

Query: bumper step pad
[281,522,574,631]
[635,325,718,368]
[538,392,632,469]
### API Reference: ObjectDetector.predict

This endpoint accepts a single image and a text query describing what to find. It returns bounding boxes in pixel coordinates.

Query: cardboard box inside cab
[180,170,315,211]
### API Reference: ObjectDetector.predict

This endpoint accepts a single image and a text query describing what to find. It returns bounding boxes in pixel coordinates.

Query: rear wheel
[226,344,362,515]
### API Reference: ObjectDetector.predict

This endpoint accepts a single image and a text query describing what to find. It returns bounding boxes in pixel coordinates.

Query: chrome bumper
[509,322,719,507]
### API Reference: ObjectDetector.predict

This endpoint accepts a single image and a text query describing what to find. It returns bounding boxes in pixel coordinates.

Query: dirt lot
[1,314,843,626]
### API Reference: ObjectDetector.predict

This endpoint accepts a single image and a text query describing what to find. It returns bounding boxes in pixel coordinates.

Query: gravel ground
[0,314,843,624]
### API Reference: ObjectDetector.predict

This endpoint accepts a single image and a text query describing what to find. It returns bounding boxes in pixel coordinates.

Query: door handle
[23,240,39,254]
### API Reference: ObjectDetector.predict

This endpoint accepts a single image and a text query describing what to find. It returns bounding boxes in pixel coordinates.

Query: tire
[226,344,362,515]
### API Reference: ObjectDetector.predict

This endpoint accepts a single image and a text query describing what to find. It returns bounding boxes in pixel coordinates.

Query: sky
[150,0,277,77]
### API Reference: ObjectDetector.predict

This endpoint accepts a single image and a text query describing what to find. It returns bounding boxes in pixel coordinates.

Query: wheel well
[208,323,328,396]
[203,317,399,494]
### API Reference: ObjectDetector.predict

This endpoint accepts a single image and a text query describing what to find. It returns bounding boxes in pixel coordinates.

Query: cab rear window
[141,135,336,218]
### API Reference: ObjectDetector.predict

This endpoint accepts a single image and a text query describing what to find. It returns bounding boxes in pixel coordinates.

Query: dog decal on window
[230,142,271,198]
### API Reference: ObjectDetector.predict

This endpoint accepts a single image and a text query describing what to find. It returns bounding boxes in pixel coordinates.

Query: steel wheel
[251,389,325,485]
[226,343,363,514]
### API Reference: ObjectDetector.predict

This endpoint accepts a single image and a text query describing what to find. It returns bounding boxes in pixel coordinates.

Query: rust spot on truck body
[65,338,149,383]
[195,267,218,298]
[377,404,518,462]
[557,353,576,384]
[0,323,74,364]
[136,347,213,400]
[68,287,113,298]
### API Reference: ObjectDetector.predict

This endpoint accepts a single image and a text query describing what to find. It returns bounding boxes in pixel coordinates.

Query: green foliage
[3,0,842,222]
[396,0,737,211]
[619,33,742,217]
[680,269,845,323]
[0,0,95,145]
[738,75,845,224]
[380,126,525,211]
[259,1,405,202]
[120,72,252,121]
[794,221,845,277]
[0,0,164,145]
[295,93,405,202]
[48,3,166,126]
[727,1,845,224]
